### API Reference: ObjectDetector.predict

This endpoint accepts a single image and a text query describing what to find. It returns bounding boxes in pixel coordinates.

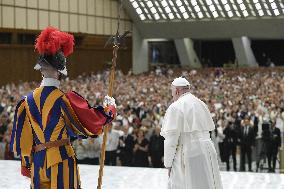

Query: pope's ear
[175,88,179,95]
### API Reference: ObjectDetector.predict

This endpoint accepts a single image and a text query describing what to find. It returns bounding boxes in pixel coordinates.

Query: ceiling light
[198,12,204,18]
[140,14,146,20]
[206,0,213,5]
[194,5,201,12]
[255,3,261,10]
[161,0,168,7]
[176,0,183,7]
[258,10,264,16]
[237,0,243,4]
[165,6,171,13]
[146,1,153,7]
[132,2,139,9]
[243,10,249,17]
[154,14,160,20]
[240,4,246,10]
[225,4,231,11]
[183,12,189,19]
[274,9,280,16]
[150,7,157,14]
[180,6,186,13]
[136,8,142,14]
[168,13,175,19]
[213,11,219,18]
[191,0,198,6]
[209,5,216,11]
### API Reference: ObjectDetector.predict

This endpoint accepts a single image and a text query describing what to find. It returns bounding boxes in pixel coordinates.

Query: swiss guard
[10,26,116,189]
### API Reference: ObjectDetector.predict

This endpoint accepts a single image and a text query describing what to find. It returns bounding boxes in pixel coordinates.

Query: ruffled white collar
[178,92,191,100]
[40,77,60,88]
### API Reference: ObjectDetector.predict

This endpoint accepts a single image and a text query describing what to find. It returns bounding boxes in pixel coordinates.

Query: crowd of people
[0,66,283,172]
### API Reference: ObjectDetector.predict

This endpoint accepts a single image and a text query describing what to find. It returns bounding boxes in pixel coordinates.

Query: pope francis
[161,77,223,189]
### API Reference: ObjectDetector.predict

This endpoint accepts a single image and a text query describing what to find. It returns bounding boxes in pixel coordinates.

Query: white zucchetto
[171,76,190,87]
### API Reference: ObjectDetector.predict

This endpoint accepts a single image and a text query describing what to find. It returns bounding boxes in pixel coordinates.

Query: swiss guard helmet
[34,26,74,76]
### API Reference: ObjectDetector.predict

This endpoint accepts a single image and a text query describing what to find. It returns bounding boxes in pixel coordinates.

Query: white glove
[104,95,116,108]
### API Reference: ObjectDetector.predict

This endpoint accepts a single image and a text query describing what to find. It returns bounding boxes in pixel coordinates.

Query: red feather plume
[35,26,74,57]
[59,31,75,57]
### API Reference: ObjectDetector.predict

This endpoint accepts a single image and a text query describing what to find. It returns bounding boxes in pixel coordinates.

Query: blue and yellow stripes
[10,98,33,158]
[30,156,81,189]
[10,86,110,189]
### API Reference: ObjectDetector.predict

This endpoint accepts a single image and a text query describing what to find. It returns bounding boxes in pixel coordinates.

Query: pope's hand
[104,95,116,108]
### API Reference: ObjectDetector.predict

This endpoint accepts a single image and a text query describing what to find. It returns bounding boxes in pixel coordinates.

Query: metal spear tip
[104,30,131,48]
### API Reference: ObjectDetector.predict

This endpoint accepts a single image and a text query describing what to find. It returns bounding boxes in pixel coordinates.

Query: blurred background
[0,0,284,184]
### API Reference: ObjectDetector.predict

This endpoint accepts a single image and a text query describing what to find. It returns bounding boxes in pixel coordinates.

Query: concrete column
[132,25,148,74]
[232,37,258,67]
[174,38,201,68]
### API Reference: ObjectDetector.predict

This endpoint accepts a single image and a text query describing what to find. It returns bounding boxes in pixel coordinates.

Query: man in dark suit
[267,120,281,172]
[239,116,255,171]
[149,126,164,168]
[223,120,238,171]
[118,126,135,166]
[255,119,270,172]
[251,113,259,135]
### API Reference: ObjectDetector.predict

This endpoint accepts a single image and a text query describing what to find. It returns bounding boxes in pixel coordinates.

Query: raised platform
[1,160,284,189]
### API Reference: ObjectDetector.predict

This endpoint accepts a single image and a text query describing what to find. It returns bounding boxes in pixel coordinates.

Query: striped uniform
[10,86,112,189]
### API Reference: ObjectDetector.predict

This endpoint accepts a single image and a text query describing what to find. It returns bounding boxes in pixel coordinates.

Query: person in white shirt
[103,124,121,166]
[255,111,264,172]
[83,137,101,165]
[73,138,87,164]
[161,76,223,189]
[216,119,226,163]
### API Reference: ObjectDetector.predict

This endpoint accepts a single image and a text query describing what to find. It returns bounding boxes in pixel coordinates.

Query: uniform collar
[40,77,60,88]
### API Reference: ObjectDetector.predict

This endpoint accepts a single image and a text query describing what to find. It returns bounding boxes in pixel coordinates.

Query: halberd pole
[97,44,119,189]
[97,0,130,188]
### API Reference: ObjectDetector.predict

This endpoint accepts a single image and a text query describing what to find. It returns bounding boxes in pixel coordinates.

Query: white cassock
[161,92,223,189]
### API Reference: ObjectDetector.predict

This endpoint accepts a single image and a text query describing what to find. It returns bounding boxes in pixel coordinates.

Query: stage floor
[0,160,284,189]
